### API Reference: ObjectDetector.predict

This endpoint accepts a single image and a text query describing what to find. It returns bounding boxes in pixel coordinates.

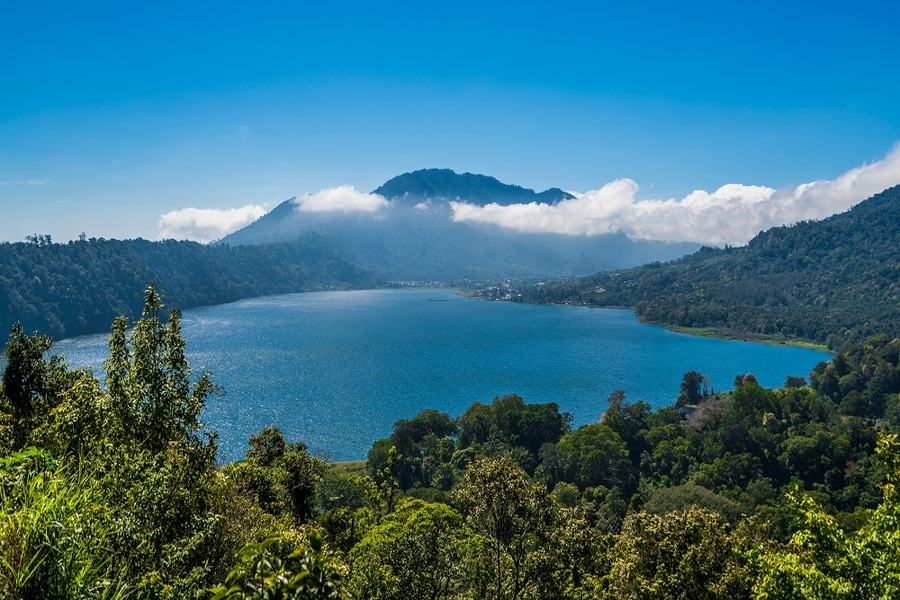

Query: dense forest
[0,233,373,339]
[1,288,899,598]
[521,184,900,349]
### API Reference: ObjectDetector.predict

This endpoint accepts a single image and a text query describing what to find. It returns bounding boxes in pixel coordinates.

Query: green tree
[212,530,347,600]
[94,286,234,594]
[544,505,611,598]
[356,445,402,519]
[230,427,325,522]
[751,433,900,599]
[452,455,552,600]
[556,423,632,491]
[384,409,456,490]
[678,370,711,408]
[104,285,217,454]
[347,498,489,600]
[1,323,70,450]
[247,426,289,467]
[608,507,750,599]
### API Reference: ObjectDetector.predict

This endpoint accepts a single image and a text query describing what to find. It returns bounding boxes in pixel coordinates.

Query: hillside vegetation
[523,185,900,349]
[1,289,899,597]
[0,233,372,339]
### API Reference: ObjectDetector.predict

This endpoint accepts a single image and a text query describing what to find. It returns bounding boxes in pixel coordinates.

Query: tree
[356,445,402,519]
[1,323,68,450]
[751,433,900,598]
[556,423,632,491]
[233,426,325,522]
[347,498,489,600]
[104,284,217,454]
[608,508,749,599]
[784,375,807,389]
[95,286,232,593]
[678,370,711,408]
[544,505,610,597]
[642,483,744,524]
[601,391,652,468]
[212,531,347,600]
[282,442,326,522]
[452,455,552,600]
[455,396,571,467]
[384,409,456,490]
[456,401,493,448]
[246,426,288,467]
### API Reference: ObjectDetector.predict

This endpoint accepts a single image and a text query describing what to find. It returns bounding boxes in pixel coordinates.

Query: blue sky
[2,1,899,243]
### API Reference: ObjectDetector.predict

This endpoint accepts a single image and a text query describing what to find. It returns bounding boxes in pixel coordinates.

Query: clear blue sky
[2,0,899,242]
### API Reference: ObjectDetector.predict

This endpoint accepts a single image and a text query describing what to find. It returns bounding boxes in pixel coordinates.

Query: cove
[50,289,831,461]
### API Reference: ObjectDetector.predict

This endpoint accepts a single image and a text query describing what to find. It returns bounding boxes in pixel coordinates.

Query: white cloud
[0,179,47,186]
[293,185,388,213]
[451,145,900,245]
[157,204,267,242]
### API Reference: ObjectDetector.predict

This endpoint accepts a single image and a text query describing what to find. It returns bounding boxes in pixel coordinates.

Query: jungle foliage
[1,288,899,598]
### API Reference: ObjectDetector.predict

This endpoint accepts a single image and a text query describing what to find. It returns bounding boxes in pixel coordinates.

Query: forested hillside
[0,233,372,339]
[522,185,900,349]
[1,289,899,598]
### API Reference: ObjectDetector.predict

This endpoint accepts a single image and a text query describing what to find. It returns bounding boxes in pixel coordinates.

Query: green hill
[522,185,900,349]
[0,233,372,339]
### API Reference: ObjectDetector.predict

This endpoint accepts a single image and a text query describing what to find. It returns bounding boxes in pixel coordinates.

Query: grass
[327,460,367,477]
[668,326,831,352]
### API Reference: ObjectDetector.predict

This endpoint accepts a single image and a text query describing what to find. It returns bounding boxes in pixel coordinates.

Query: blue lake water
[49,289,831,461]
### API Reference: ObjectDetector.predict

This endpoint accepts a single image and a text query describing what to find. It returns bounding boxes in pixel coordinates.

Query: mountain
[373,168,575,205]
[522,185,900,349]
[220,169,699,279]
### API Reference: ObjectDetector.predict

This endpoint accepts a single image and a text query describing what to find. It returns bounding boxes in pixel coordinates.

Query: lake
[50,289,831,461]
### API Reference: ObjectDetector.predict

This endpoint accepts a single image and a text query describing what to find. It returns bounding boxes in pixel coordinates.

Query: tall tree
[1,323,69,450]
[452,455,552,600]
[104,285,216,453]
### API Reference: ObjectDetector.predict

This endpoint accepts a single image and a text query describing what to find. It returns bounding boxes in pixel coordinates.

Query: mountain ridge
[372,168,574,205]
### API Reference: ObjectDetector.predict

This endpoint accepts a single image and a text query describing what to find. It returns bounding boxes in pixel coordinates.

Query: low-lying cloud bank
[157,204,267,242]
[292,185,388,213]
[451,145,900,246]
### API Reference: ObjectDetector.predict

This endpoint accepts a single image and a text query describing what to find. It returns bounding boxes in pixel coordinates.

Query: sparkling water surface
[50,289,831,461]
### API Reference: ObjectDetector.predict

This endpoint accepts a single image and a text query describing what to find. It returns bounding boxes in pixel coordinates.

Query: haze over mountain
[220,169,700,280]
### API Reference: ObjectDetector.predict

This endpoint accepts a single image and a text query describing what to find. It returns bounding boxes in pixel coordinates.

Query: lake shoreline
[664,325,831,353]
[505,298,832,354]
